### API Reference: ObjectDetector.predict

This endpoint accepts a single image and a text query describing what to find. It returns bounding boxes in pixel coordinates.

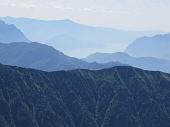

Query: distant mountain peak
[61,19,75,23]
[125,33,170,60]
[0,19,30,43]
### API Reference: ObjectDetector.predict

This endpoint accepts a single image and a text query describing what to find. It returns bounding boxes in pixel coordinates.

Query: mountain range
[0,42,124,71]
[0,20,169,74]
[0,15,170,127]
[0,64,170,127]
[0,20,29,43]
[0,16,161,57]
[125,33,170,60]
[84,52,170,73]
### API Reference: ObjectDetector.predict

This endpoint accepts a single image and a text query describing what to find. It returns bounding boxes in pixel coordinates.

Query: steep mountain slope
[0,64,170,127]
[0,42,122,71]
[84,52,170,73]
[0,16,160,57]
[0,20,29,43]
[125,33,170,60]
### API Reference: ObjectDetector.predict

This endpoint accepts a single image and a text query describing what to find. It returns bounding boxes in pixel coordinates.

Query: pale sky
[0,0,170,31]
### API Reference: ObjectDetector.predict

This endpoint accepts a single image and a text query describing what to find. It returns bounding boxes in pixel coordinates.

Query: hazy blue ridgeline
[0,42,124,71]
[0,16,161,57]
[0,17,170,73]
[125,33,170,60]
[84,52,170,73]
[0,20,29,43]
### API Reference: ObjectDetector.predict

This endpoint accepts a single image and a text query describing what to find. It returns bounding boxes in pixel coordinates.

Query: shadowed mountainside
[0,20,29,43]
[0,64,170,127]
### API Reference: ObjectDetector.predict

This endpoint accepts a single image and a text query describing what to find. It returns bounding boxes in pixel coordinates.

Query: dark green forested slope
[0,64,170,127]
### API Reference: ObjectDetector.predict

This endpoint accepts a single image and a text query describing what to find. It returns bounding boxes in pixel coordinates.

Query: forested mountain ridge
[0,64,170,127]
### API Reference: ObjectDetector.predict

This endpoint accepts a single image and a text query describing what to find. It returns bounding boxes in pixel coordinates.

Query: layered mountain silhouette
[0,42,123,71]
[84,52,170,73]
[0,20,29,43]
[125,33,170,60]
[0,16,160,57]
[0,64,170,127]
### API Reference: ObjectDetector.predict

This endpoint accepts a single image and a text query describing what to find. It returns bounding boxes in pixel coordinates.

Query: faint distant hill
[125,33,170,60]
[0,16,161,57]
[0,42,124,71]
[83,52,170,73]
[47,34,94,50]
[0,20,29,43]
